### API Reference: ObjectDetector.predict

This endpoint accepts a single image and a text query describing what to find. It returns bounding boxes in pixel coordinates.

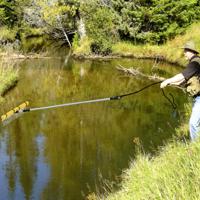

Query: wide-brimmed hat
[182,41,199,54]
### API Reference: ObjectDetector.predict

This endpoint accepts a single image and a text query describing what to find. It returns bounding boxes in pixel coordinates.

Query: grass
[0,26,18,43]
[112,22,200,66]
[72,36,92,56]
[73,22,200,65]
[102,139,200,200]
[0,60,18,103]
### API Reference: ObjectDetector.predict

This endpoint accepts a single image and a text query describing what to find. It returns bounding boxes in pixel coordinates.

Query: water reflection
[0,131,50,199]
[0,57,187,199]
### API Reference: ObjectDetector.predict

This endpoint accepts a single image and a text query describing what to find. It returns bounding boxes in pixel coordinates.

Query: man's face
[184,50,194,60]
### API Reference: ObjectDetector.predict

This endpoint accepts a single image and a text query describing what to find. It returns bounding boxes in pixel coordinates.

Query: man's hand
[160,79,170,88]
[160,73,185,88]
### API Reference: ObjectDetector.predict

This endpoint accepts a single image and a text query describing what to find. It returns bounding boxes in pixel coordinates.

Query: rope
[161,89,177,109]
[119,81,162,98]
[116,81,177,109]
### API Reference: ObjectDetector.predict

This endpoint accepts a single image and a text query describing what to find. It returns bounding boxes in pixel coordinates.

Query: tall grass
[0,60,18,102]
[112,22,200,66]
[72,36,92,56]
[0,26,17,42]
[102,139,200,200]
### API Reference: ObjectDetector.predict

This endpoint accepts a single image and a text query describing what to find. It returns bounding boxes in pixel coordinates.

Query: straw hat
[182,41,199,54]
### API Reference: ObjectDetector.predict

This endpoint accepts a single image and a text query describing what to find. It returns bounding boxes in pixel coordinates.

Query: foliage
[0,0,80,50]
[0,0,200,53]
[112,22,200,66]
[80,0,119,55]
[0,26,20,51]
[0,26,17,42]
[24,0,79,46]
[72,32,79,49]
[72,35,92,56]
[112,0,200,44]
[0,0,18,27]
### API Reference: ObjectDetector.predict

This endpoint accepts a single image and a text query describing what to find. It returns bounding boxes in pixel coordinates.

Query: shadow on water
[0,55,187,200]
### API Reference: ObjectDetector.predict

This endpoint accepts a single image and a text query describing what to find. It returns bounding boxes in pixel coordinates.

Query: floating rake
[1,101,29,122]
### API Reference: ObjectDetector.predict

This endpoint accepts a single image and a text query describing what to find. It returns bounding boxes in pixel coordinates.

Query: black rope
[111,81,177,110]
[115,81,162,99]
[161,89,177,110]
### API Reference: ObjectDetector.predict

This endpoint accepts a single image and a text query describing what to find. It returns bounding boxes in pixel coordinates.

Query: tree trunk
[57,15,72,48]
[77,18,86,39]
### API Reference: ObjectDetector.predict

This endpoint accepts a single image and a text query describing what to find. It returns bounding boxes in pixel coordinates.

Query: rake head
[1,101,29,122]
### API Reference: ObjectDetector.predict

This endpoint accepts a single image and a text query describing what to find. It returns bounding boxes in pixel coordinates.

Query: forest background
[0,0,200,55]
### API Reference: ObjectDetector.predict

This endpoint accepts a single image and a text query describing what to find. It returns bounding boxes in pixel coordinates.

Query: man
[160,41,200,141]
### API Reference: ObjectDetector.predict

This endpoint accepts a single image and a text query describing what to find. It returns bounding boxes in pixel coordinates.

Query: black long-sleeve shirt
[182,56,200,80]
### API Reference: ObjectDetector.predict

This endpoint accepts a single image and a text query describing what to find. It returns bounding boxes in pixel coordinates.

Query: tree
[80,0,119,55]
[0,0,17,27]
[22,0,80,48]
[112,0,200,44]
[40,0,74,47]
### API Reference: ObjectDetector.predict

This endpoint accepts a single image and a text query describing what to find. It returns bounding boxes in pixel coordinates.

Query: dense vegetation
[102,138,200,200]
[112,22,200,66]
[112,0,200,43]
[0,0,199,54]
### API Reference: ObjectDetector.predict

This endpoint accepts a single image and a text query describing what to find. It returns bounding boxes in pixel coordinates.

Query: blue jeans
[189,96,200,141]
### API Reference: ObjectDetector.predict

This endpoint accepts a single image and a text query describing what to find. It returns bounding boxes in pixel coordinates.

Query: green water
[0,55,187,200]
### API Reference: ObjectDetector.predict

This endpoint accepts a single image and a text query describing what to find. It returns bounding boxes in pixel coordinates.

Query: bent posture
[161,41,200,141]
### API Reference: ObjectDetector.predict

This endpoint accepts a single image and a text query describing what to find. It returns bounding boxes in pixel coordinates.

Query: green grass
[0,26,18,42]
[0,61,18,103]
[112,22,200,66]
[72,36,92,56]
[102,139,200,200]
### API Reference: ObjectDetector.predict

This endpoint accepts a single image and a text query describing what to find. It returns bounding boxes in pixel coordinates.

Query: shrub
[81,1,119,55]
[112,0,200,44]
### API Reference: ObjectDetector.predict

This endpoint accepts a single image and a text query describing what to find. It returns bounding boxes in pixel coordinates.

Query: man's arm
[160,73,185,88]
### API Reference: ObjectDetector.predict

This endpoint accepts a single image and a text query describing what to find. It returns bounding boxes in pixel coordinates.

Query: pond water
[0,53,187,200]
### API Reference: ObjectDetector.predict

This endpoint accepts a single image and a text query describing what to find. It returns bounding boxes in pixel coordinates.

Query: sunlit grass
[72,36,92,56]
[112,22,200,66]
[102,139,200,200]
[0,60,18,103]
[0,26,17,42]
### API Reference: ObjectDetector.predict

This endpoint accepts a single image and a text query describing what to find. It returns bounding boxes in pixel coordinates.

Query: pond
[0,53,187,200]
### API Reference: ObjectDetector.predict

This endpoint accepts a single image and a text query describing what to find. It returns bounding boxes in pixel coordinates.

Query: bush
[81,1,119,55]
[0,26,20,51]
[0,26,18,43]
[90,39,112,56]
[72,36,92,56]
[112,0,200,44]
